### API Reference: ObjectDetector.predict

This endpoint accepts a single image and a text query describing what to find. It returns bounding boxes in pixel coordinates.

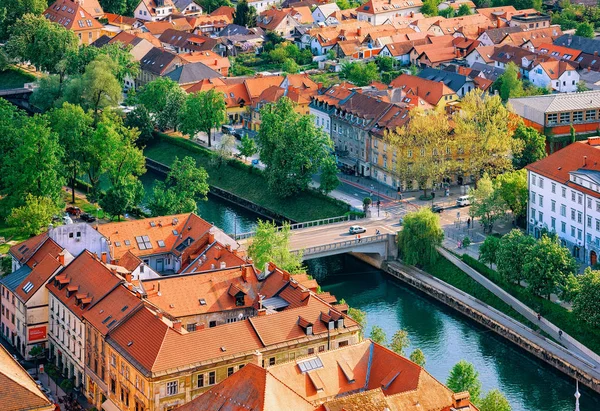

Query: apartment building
[44,0,104,45]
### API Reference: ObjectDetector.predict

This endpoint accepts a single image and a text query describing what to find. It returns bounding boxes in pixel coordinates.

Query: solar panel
[297,357,324,373]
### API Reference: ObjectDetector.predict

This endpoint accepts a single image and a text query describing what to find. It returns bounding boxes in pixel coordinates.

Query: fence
[295,234,390,257]
[234,214,360,240]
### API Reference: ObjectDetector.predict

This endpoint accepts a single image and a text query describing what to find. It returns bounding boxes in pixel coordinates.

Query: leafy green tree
[100,176,143,221]
[156,86,186,131]
[138,77,182,115]
[282,58,299,74]
[447,360,482,402]
[214,134,236,168]
[199,0,232,13]
[421,0,439,16]
[6,14,78,73]
[439,7,455,17]
[496,229,535,285]
[336,0,353,10]
[30,75,63,112]
[495,62,524,101]
[469,173,506,233]
[1,256,12,275]
[257,97,333,197]
[0,0,47,40]
[457,3,472,15]
[239,135,258,162]
[319,156,340,194]
[125,105,154,147]
[148,156,209,216]
[577,80,590,92]
[398,208,443,266]
[247,220,304,274]
[363,197,372,213]
[68,43,140,83]
[234,0,257,26]
[47,103,94,204]
[479,389,511,411]
[511,125,546,169]
[338,298,367,335]
[375,55,396,72]
[7,194,60,236]
[570,124,576,144]
[523,235,577,299]
[369,325,387,345]
[103,127,145,187]
[389,329,410,356]
[0,48,9,71]
[494,169,528,221]
[479,236,501,268]
[573,268,600,327]
[576,22,595,38]
[179,89,227,147]
[409,349,426,367]
[340,61,380,86]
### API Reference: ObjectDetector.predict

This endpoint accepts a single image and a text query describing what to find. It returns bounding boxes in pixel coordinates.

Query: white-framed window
[572,191,576,201]
[166,381,178,396]
[561,221,566,233]
[531,175,536,186]
[551,183,556,193]
[539,178,544,188]
[560,204,566,217]
[551,200,556,212]
[562,187,566,198]
[531,192,536,204]
[571,208,576,220]
[578,194,583,204]
[539,195,543,207]
[578,229,582,240]
[577,211,582,224]
[551,217,556,230]
[571,226,576,237]
[588,215,592,228]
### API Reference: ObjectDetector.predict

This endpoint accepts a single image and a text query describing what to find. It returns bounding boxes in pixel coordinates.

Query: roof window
[157,240,166,248]
[22,281,34,294]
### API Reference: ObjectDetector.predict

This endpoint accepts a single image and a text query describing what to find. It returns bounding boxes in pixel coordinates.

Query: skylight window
[157,240,166,248]
[298,357,324,373]
[124,240,131,246]
[22,282,34,294]
[135,235,153,250]
[115,241,121,247]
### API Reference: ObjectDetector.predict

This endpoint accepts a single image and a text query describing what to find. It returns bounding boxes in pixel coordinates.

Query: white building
[529,60,579,93]
[134,0,176,22]
[312,3,340,23]
[526,139,600,264]
[356,0,423,26]
[247,0,280,14]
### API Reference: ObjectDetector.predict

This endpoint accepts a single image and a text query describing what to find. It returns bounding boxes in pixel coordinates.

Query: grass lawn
[144,136,349,222]
[0,224,28,255]
[0,67,36,90]
[61,190,105,218]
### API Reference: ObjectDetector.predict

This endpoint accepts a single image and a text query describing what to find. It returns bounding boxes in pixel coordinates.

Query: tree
[58,392,84,411]
[469,173,507,233]
[479,236,500,268]
[148,156,209,216]
[338,298,367,335]
[282,58,299,74]
[214,133,236,168]
[496,229,535,285]
[439,7,455,18]
[409,349,426,367]
[239,135,258,162]
[0,0,47,40]
[375,55,396,72]
[102,123,145,188]
[340,61,380,86]
[577,80,590,92]
[138,77,182,115]
[319,156,340,194]
[257,97,334,197]
[576,22,595,38]
[573,268,600,327]
[494,169,528,221]
[457,3,472,15]
[100,177,143,221]
[234,0,257,27]
[199,0,232,13]
[511,125,546,169]
[523,235,577,299]
[479,389,511,411]
[247,220,304,273]
[179,89,227,148]
[155,86,186,131]
[398,208,444,266]
[386,108,452,197]
[447,360,482,402]
[1,256,12,275]
[495,62,524,102]
[125,105,154,147]
[389,329,410,356]
[6,14,78,73]
[369,325,387,345]
[570,124,576,144]
[7,195,60,236]
[30,75,63,112]
[363,197,372,213]
[420,0,438,16]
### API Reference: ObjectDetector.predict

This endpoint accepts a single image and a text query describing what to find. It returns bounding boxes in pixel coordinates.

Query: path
[388,260,600,381]
[437,247,600,369]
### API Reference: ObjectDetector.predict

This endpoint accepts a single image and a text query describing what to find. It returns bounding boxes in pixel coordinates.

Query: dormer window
[306,325,313,335]
[235,294,244,306]
[337,318,344,328]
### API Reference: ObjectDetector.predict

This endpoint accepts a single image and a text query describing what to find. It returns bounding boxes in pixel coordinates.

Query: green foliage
[573,268,600,327]
[457,3,472,15]
[7,195,60,236]
[199,0,232,13]
[398,208,444,266]
[570,124,576,144]
[138,77,182,115]
[257,97,334,197]
[1,256,12,275]
[447,360,482,402]
[179,89,227,147]
[156,86,186,132]
[577,80,590,92]
[576,22,595,38]
[462,236,471,247]
[99,0,139,15]
[125,106,154,147]
[340,61,380,86]
[511,125,546,169]
[438,7,455,17]
[363,197,372,213]
[479,389,511,411]
[238,135,258,162]
[214,134,236,167]
[409,348,426,367]
[282,58,300,74]
[496,229,535,285]
[0,0,47,40]
[234,0,257,27]
[319,156,340,194]
[421,0,439,16]
[389,329,410,356]
[268,42,312,66]
[247,220,304,274]
[494,169,528,220]
[375,55,396,72]
[369,325,387,345]
[99,177,143,221]
[148,156,209,216]
[496,62,523,101]
[523,235,577,299]
[469,173,506,233]
[479,236,500,267]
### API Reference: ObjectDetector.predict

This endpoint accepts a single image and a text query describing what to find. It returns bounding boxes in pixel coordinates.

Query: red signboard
[28,326,47,342]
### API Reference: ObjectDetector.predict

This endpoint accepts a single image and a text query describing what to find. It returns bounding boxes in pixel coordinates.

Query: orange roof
[171,17,194,31]
[186,78,251,108]
[476,6,517,21]
[390,74,455,106]
[537,43,581,62]
[144,21,175,36]
[287,6,314,24]
[9,233,49,264]
[82,285,143,335]
[104,12,138,27]
[44,0,103,31]
[135,32,163,47]
[244,75,285,101]
[26,237,63,268]
[357,0,424,15]
[536,60,576,80]
[210,6,235,20]
[16,254,62,303]
[79,0,104,18]
[504,26,562,46]
[433,14,491,35]
[179,50,230,71]
[97,213,212,261]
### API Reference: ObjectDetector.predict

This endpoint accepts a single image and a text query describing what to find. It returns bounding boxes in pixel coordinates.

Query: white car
[456,195,471,207]
[349,225,366,234]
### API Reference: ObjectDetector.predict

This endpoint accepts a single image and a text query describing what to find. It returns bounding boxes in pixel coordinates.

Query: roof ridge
[247,317,267,347]
[263,367,317,407]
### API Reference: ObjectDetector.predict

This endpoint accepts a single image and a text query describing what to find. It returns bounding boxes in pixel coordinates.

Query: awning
[102,399,121,411]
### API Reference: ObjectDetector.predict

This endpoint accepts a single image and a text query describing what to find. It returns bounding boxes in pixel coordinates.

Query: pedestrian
[537,313,541,321]
[467,218,471,229]
[559,329,563,339]
[358,234,361,243]
[458,240,462,249]
[376,229,380,235]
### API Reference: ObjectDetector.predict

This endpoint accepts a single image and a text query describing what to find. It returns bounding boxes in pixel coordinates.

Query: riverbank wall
[145,158,291,225]
[375,259,600,394]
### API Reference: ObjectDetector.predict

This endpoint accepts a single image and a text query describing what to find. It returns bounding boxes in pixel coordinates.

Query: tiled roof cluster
[44,0,103,31]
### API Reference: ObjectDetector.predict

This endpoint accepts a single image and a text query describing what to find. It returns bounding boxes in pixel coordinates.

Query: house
[324,8,358,25]
[79,0,104,19]
[475,6,517,24]
[428,14,492,37]
[165,61,223,85]
[554,34,600,56]
[488,44,553,79]
[465,45,496,67]
[390,73,458,106]
[136,47,183,87]
[249,0,281,14]
[356,0,424,26]
[216,25,266,56]
[310,83,354,135]
[107,31,156,90]
[410,39,458,68]
[509,11,551,29]
[418,67,479,96]
[536,43,581,62]
[134,0,177,22]
[210,5,235,20]
[476,26,523,47]
[503,26,563,49]
[257,7,313,38]
[159,29,218,53]
[172,0,203,16]
[379,38,430,65]
[466,62,505,82]
[312,3,340,23]
[525,139,600,264]
[103,13,142,31]
[189,14,232,34]
[438,0,476,13]
[509,91,600,151]
[176,339,478,411]
[0,345,55,411]
[186,77,254,124]
[43,0,104,45]
[179,50,230,75]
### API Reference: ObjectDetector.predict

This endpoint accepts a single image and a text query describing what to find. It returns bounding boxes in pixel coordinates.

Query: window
[551,217,556,230]
[538,195,543,207]
[561,204,568,216]
[531,175,536,186]
[227,367,234,377]
[197,374,204,388]
[587,233,592,244]
[308,348,315,355]
[588,216,592,228]
[209,371,216,385]
[588,198,592,209]
[578,229,582,240]
[571,208,576,220]
[269,357,275,366]
[539,178,544,189]
[586,110,596,120]
[209,321,217,328]
[318,345,325,352]
[547,113,557,124]
[166,381,178,396]
[578,211,582,224]
[551,200,556,212]
[562,187,566,198]
[573,111,583,122]
[111,377,116,394]
[571,226,576,237]
[596,219,600,231]
[561,221,566,233]
[551,183,556,194]
[338,340,349,347]
[111,353,116,367]
[186,324,196,332]
[539,211,543,222]
[572,191,576,201]
[560,112,570,124]
[578,194,583,204]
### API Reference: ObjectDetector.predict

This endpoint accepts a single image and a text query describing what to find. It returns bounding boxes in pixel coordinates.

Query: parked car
[65,206,81,216]
[456,195,471,207]
[221,124,235,135]
[349,225,366,234]
[80,213,96,223]
[431,205,444,213]
[233,129,247,140]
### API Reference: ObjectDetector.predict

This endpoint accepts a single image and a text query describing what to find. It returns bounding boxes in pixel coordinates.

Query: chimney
[584,156,587,167]
[301,288,310,300]
[58,253,65,266]
[257,308,267,316]
[268,262,276,272]
[595,51,598,57]
[208,230,215,243]
[357,26,362,37]
[282,270,290,282]
[157,281,161,296]
[125,272,132,283]
[127,283,133,291]
[101,252,107,263]
[225,244,232,252]
[197,323,205,330]
[111,267,117,275]
[214,59,218,66]
[173,321,182,332]
[243,265,252,282]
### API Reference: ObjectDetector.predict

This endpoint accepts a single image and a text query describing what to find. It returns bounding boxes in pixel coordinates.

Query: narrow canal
[142,169,600,410]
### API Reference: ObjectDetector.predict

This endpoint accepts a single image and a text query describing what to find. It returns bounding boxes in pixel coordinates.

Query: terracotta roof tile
[16,254,62,303]
[27,237,63,268]
[44,0,103,31]
[356,0,423,14]
[390,74,455,106]
[210,6,235,20]
[9,233,48,264]
[83,285,143,335]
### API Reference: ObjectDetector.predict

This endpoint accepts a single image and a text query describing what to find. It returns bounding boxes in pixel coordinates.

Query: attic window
[150,221,156,227]
[172,230,179,236]
[136,236,153,250]
[22,281,34,294]
[298,357,324,373]
[102,315,113,324]
[124,240,131,246]
[199,298,206,305]
[127,341,133,346]
[157,240,166,248]
[115,241,121,247]
[121,305,129,312]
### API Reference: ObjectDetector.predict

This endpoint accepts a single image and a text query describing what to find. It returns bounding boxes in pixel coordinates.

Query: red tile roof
[44,0,103,31]
[9,233,49,265]
[210,6,235,20]
[83,285,143,335]
[390,74,456,106]
[356,0,424,14]
[26,237,63,268]
[16,254,62,303]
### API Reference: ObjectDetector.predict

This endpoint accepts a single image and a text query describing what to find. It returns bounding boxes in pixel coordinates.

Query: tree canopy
[179,89,227,147]
[479,389,512,411]
[247,220,304,274]
[494,169,528,221]
[511,124,546,169]
[447,360,482,403]
[573,268,600,328]
[469,173,506,233]
[340,61,381,86]
[397,208,444,266]
[496,229,535,285]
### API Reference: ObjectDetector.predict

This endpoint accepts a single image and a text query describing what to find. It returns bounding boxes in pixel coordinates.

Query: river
[141,169,600,410]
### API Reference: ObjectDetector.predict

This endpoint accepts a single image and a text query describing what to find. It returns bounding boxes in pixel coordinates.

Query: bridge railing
[294,233,390,256]
[234,214,360,240]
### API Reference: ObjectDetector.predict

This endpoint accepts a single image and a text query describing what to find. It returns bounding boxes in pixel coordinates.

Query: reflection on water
[307,254,600,411]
